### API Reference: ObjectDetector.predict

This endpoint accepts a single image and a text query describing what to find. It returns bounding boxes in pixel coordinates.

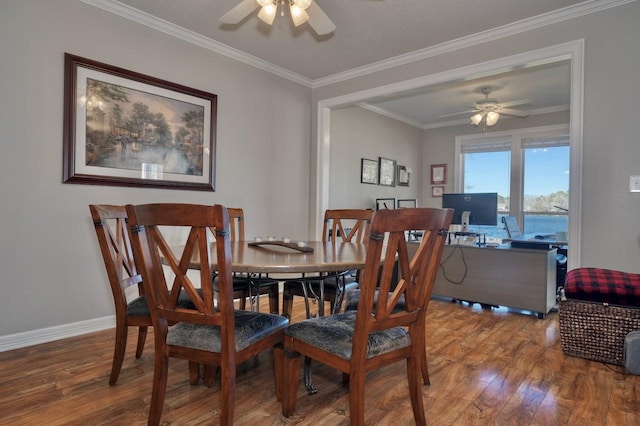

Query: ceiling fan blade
[499,98,531,108]
[439,109,478,118]
[220,0,260,24]
[307,2,336,35]
[500,108,530,118]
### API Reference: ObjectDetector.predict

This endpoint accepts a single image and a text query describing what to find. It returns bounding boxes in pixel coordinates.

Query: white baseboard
[0,315,116,352]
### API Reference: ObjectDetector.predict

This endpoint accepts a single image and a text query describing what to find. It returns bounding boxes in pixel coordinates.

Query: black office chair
[502,216,567,287]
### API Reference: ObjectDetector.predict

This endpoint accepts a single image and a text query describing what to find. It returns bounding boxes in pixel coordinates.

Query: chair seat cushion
[564,268,640,306]
[284,310,410,360]
[284,274,358,295]
[344,289,406,312]
[213,276,279,292]
[126,290,199,317]
[166,310,288,352]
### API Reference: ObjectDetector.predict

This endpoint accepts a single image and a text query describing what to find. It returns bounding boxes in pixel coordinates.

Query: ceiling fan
[441,86,530,128]
[220,0,336,36]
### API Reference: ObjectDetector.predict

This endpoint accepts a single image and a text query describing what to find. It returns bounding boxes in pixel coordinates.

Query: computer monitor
[441,192,498,231]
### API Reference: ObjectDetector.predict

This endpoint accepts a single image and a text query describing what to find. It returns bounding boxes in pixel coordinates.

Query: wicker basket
[559,298,640,365]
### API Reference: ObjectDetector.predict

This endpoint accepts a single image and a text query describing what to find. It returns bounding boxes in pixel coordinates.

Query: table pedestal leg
[298,274,345,395]
[304,356,318,394]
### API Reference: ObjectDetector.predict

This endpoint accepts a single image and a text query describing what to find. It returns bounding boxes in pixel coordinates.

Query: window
[455,125,570,239]
[522,136,570,235]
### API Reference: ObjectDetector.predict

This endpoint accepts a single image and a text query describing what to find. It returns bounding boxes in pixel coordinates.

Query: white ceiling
[87,0,614,128]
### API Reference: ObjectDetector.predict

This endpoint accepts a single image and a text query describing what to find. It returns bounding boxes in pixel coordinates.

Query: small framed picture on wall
[379,157,397,187]
[397,165,410,187]
[432,186,444,197]
[430,164,447,185]
[361,158,379,184]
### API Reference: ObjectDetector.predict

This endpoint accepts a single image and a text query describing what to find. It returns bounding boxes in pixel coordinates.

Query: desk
[508,233,567,249]
[413,243,557,318]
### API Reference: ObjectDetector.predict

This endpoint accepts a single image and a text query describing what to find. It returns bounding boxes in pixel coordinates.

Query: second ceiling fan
[221,0,336,36]
[441,86,530,128]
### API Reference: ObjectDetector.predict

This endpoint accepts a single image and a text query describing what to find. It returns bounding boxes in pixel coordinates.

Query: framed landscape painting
[62,53,217,191]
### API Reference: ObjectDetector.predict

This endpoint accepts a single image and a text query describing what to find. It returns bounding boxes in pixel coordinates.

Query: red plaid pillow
[564,268,640,306]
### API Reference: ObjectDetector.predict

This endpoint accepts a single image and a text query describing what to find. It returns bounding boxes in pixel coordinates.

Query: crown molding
[83,0,632,89]
[356,103,425,129]
[312,0,634,88]
[358,102,570,130]
[81,0,313,87]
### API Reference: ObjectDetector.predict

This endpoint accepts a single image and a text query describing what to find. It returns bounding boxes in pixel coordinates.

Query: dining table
[179,238,370,393]
[183,239,368,314]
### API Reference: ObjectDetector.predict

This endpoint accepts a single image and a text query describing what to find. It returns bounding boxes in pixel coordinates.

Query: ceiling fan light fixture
[221,0,333,35]
[290,4,309,26]
[470,113,483,126]
[294,0,313,9]
[257,4,277,24]
[486,111,500,126]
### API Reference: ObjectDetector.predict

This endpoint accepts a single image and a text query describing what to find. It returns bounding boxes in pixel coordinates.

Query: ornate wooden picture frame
[63,53,217,191]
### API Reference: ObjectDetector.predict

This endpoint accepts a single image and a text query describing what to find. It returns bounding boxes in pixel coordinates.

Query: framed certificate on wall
[430,164,446,185]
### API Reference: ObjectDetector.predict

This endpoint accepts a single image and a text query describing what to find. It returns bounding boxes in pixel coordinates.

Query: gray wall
[330,106,422,209]
[2,0,640,344]
[313,1,640,272]
[0,1,311,337]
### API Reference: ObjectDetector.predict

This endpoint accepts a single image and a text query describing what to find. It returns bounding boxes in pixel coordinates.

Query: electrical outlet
[630,175,640,192]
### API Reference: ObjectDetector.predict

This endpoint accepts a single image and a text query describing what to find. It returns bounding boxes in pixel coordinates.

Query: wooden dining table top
[183,240,369,276]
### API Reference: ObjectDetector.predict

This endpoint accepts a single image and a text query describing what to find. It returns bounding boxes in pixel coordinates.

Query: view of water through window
[460,134,569,239]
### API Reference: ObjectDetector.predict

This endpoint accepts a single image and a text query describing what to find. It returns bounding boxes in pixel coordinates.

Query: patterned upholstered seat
[168,310,288,352]
[285,310,410,359]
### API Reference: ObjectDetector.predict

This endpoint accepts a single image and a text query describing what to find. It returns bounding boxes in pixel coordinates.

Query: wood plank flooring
[1,297,639,425]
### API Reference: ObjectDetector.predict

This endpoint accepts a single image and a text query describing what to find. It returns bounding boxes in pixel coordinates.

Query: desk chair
[126,203,288,425]
[281,208,373,318]
[216,208,280,314]
[278,207,453,425]
[89,205,201,386]
[502,215,567,286]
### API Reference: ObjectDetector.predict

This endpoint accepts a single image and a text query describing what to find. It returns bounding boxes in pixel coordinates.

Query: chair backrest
[126,203,234,330]
[226,207,245,242]
[89,204,143,315]
[352,208,453,359]
[322,209,373,244]
[502,215,522,238]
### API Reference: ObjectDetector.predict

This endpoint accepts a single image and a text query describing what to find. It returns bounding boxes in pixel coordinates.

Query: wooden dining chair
[278,207,453,425]
[219,208,280,314]
[125,203,289,425]
[89,204,148,386]
[90,204,204,386]
[281,208,373,318]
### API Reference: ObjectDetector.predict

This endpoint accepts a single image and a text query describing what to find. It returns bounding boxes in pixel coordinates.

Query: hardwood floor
[1,297,639,425]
